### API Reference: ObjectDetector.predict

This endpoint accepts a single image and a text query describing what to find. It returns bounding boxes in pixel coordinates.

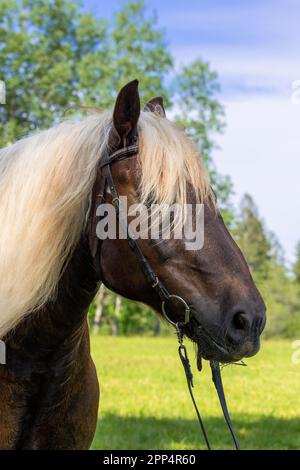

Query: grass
[90,336,300,450]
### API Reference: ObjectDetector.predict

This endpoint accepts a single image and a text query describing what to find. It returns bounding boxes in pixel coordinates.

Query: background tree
[234,194,300,338]
[1,0,104,143]
[0,0,173,146]
[3,0,297,338]
[234,194,272,281]
[173,59,233,224]
[293,241,300,285]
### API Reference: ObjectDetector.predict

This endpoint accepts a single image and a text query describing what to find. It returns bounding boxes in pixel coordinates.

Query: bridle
[89,137,240,450]
[90,138,240,450]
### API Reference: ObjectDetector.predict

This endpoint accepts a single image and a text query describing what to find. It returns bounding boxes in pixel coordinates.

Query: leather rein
[89,139,240,450]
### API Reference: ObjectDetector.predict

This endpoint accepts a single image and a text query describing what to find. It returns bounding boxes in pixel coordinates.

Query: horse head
[92,80,266,364]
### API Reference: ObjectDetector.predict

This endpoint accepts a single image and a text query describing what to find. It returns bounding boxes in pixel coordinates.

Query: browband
[99,144,139,168]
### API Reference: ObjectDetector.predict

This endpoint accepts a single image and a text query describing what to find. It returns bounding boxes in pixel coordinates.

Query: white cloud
[171,45,299,96]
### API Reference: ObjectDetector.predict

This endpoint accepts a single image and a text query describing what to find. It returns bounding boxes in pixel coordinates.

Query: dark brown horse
[0,80,266,449]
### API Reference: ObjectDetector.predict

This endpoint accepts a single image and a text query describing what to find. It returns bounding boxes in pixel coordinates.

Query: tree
[88,287,168,336]
[0,0,173,146]
[173,59,233,224]
[234,194,272,280]
[107,0,173,105]
[174,60,225,161]
[293,241,300,284]
[234,194,300,338]
[258,262,300,338]
[0,0,104,144]
[92,286,106,335]
[1,0,235,336]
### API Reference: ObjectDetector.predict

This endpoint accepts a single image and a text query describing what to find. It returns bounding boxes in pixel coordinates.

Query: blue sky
[84,0,300,264]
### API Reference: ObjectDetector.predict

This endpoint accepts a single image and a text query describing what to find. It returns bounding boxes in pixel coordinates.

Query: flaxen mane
[0,110,213,337]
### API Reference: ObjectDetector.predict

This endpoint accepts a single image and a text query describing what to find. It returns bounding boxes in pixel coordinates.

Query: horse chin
[196,334,261,366]
[196,339,243,365]
[182,319,242,364]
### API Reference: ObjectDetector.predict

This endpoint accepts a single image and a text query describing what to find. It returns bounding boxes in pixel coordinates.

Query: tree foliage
[0,0,233,335]
[234,194,300,338]
[173,60,233,223]
[1,1,296,338]
[0,0,173,146]
[234,194,272,281]
[293,241,300,285]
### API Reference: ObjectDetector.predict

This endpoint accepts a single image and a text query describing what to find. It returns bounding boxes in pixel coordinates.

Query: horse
[0,80,266,449]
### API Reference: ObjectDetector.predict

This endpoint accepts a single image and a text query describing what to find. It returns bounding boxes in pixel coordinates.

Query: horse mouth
[183,314,260,365]
[199,335,244,363]
[196,329,243,363]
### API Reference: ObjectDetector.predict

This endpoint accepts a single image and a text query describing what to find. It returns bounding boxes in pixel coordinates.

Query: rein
[91,141,240,450]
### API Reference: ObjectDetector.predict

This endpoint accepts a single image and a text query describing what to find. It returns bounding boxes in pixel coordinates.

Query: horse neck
[6,235,100,371]
[0,237,100,449]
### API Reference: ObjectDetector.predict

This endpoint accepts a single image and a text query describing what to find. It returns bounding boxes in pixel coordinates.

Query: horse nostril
[232,311,251,333]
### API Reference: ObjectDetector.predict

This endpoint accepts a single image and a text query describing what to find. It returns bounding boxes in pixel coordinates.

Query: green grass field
[90,336,300,450]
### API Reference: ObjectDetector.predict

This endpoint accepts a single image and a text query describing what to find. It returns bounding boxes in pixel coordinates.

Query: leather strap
[99,144,139,168]
[210,361,240,450]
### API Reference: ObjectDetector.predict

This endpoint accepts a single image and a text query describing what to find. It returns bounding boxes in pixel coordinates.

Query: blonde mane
[0,110,213,337]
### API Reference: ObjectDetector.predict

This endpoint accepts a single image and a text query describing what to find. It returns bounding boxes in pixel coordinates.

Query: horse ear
[113,79,140,141]
[144,97,166,117]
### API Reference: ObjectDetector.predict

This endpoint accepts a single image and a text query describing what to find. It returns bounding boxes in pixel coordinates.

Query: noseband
[89,139,240,450]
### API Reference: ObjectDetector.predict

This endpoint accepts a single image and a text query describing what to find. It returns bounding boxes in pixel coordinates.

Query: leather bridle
[88,138,240,450]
